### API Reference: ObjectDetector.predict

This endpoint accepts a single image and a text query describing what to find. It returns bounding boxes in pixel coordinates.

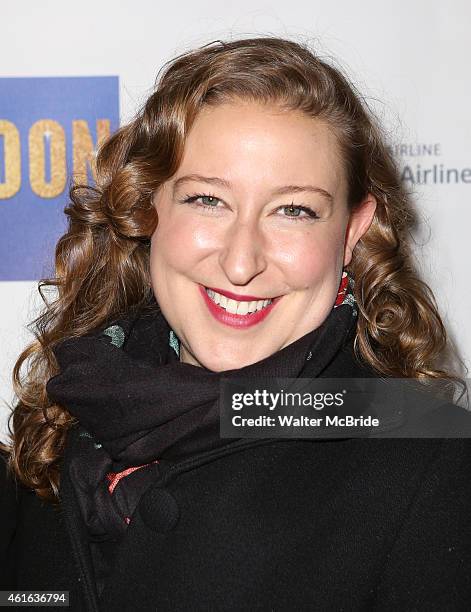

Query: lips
[199,285,281,329]
[204,286,275,302]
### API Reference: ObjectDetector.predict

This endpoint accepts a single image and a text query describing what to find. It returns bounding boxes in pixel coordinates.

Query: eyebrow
[172,173,333,202]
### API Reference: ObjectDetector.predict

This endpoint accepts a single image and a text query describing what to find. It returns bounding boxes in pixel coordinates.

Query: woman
[1,36,470,611]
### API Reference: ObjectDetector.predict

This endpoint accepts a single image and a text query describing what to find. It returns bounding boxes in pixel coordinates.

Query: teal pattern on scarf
[103,325,125,348]
[169,330,180,357]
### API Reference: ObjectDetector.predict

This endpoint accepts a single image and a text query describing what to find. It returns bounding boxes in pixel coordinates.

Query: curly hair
[1,36,468,503]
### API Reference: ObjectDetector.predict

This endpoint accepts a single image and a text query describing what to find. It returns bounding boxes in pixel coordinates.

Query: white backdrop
[1,0,470,439]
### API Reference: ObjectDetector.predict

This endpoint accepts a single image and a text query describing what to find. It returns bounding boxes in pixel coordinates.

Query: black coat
[2,338,471,611]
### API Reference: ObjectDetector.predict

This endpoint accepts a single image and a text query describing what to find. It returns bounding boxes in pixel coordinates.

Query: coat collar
[59,425,101,612]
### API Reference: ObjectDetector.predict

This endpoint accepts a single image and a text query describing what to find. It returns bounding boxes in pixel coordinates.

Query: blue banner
[0,76,119,280]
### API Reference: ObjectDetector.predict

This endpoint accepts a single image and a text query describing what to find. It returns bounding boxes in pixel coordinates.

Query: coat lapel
[59,425,100,612]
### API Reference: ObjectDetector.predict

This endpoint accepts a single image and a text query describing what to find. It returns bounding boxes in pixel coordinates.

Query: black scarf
[46,278,360,542]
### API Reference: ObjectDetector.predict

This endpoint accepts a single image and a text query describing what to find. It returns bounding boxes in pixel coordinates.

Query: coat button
[139,487,180,533]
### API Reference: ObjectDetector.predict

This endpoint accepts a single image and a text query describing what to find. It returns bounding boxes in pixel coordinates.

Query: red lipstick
[198,285,281,329]
[205,286,275,301]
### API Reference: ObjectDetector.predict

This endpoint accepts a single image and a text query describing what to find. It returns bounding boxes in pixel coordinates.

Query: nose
[218,218,267,286]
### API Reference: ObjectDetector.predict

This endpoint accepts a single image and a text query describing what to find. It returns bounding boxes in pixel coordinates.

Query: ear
[343,194,377,267]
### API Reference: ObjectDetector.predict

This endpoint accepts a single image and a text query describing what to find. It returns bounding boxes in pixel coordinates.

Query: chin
[191,347,259,372]
[202,356,246,373]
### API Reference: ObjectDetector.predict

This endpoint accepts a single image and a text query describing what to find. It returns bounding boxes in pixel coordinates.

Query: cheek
[273,226,344,288]
[151,216,217,272]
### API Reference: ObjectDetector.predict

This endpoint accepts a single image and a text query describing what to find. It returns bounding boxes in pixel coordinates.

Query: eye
[277,203,320,222]
[179,193,222,209]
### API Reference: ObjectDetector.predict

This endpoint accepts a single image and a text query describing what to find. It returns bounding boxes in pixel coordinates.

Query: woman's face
[150,101,376,371]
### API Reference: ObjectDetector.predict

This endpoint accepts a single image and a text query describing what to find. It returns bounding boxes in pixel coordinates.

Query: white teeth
[226,298,238,314]
[206,288,273,315]
[237,301,249,315]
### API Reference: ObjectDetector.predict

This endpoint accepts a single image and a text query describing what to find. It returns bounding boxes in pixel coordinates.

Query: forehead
[174,101,346,199]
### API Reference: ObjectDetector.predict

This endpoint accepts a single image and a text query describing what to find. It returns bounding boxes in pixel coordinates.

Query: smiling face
[150,100,376,371]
